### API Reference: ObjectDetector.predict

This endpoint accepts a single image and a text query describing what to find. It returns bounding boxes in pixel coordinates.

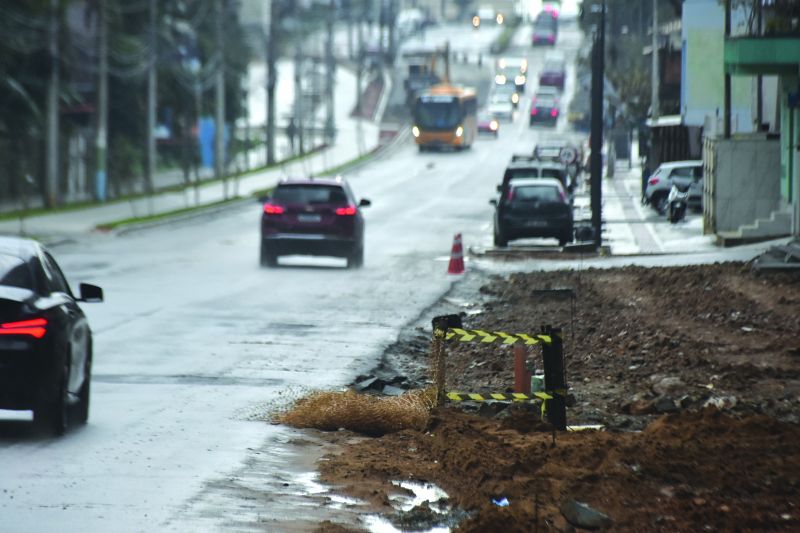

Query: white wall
[682,0,754,132]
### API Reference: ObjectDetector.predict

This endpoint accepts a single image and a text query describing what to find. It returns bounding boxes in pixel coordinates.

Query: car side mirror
[496,184,502,193]
[359,198,371,207]
[79,283,103,303]
[489,199,498,206]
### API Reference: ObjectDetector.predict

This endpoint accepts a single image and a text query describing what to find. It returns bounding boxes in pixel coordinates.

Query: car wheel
[34,360,69,436]
[493,227,508,248]
[652,193,668,215]
[260,245,277,267]
[347,245,364,269]
[76,353,91,425]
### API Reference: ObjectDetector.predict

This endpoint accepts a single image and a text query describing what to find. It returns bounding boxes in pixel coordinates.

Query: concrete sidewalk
[0,66,382,240]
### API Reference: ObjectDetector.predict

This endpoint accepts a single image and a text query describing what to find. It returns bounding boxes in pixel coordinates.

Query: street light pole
[590,0,606,248]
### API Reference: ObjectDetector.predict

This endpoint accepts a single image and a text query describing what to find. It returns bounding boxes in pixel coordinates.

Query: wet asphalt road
[0,14,587,533]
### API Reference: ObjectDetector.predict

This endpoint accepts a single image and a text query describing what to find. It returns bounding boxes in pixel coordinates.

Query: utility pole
[96,0,108,202]
[590,0,606,249]
[650,0,660,119]
[46,0,60,207]
[215,0,227,198]
[723,0,731,138]
[266,0,277,165]
[294,46,304,155]
[146,0,157,197]
[325,0,336,145]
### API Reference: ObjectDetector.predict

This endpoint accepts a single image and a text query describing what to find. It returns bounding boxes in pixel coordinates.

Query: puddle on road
[362,480,466,533]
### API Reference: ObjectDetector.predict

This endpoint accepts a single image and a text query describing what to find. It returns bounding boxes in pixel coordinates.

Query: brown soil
[317,263,800,531]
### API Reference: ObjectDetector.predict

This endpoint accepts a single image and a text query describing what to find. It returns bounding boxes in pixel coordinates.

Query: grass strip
[95,198,243,231]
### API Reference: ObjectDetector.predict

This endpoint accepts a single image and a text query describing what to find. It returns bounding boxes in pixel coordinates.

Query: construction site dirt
[312,263,800,532]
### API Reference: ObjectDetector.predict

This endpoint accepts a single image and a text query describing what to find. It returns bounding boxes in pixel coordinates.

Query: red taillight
[0,318,47,339]
[648,177,660,186]
[548,36,555,43]
[335,205,357,216]
[550,109,559,117]
[531,108,538,115]
[263,203,285,215]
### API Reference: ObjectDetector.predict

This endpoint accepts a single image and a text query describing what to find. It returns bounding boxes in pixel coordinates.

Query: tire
[347,245,364,269]
[76,352,91,425]
[34,360,69,436]
[260,245,277,267]
[652,193,668,215]
[493,226,508,248]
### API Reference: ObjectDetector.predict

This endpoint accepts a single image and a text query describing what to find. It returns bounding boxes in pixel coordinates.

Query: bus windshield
[415,97,462,130]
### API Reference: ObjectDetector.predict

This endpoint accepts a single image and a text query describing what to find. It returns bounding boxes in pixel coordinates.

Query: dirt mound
[314,263,800,530]
[320,408,800,532]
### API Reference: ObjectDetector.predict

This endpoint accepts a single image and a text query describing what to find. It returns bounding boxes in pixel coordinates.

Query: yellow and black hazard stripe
[441,328,553,346]
[446,390,566,402]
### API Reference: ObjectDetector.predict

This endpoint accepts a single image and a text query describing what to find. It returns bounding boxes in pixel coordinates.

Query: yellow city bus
[412,84,477,152]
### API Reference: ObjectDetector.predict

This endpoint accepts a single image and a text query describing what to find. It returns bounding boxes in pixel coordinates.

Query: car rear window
[541,168,563,179]
[0,254,32,290]
[273,185,348,205]
[509,169,539,179]
[512,185,561,202]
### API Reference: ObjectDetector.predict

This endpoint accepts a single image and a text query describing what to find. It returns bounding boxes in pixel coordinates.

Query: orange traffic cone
[447,233,465,275]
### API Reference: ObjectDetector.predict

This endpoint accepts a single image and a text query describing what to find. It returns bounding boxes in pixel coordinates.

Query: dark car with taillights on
[491,177,574,247]
[0,236,103,436]
[260,177,371,268]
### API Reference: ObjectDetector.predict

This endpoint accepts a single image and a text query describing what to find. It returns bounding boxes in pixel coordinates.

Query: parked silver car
[643,160,703,214]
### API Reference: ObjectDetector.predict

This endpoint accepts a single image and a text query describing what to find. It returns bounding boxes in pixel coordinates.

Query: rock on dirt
[560,499,614,530]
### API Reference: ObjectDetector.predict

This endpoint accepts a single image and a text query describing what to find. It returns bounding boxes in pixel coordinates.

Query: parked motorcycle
[667,183,689,224]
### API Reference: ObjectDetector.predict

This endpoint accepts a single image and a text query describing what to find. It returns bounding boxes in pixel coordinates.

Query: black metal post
[724,0,731,138]
[590,0,606,248]
[541,326,567,431]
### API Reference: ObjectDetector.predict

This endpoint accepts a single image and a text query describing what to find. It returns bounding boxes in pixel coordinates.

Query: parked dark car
[0,236,103,435]
[529,94,559,126]
[260,177,371,268]
[491,178,574,247]
[539,58,566,91]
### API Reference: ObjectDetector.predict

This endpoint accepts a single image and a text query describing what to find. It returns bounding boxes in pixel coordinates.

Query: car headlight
[490,120,498,131]
[495,74,506,85]
[455,126,464,137]
[472,16,480,27]
[412,126,420,138]
[496,13,504,24]
[515,75,526,86]
[511,93,519,104]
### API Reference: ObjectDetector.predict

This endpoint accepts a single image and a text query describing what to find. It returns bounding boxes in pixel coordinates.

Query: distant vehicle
[532,11,558,45]
[500,156,571,193]
[0,236,103,436]
[643,160,703,214]
[530,94,559,126]
[260,177,371,268]
[496,57,528,92]
[491,177,574,247]
[539,58,566,91]
[478,112,500,136]
[492,81,521,107]
[488,93,514,121]
[412,84,478,151]
[473,6,502,28]
[542,0,561,18]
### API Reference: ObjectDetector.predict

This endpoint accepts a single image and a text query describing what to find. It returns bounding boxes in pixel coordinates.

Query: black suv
[260,177,371,268]
[491,178,574,247]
